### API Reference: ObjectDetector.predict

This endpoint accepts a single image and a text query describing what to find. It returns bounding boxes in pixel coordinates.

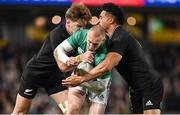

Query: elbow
[53,48,58,60]
[59,67,69,73]
[56,60,69,73]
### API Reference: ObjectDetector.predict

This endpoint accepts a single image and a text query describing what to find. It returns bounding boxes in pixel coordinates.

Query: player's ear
[109,17,116,24]
[66,19,71,24]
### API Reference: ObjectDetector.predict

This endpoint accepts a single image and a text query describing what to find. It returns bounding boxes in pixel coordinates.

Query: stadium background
[0,0,180,114]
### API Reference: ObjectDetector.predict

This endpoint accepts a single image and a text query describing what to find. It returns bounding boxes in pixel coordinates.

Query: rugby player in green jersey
[54,25,111,114]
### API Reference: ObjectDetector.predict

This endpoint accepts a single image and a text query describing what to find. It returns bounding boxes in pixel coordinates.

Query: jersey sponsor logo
[145,100,153,106]
[99,94,104,101]
[24,89,33,96]
[78,47,84,54]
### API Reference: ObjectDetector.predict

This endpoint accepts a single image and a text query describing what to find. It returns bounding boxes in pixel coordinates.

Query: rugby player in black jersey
[62,3,163,114]
[11,3,91,114]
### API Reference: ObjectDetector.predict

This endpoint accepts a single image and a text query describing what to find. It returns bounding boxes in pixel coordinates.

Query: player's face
[66,18,85,35]
[99,11,112,30]
[87,31,104,51]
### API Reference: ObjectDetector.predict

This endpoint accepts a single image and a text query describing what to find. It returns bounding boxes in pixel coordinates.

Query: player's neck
[107,24,120,39]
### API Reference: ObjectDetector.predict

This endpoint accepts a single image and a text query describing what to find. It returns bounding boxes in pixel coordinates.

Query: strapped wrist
[65,59,70,66]
[76,55,81,63]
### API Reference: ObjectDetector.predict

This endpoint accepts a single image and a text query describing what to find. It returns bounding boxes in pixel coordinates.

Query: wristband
[76,55,81,62]
[65,59,70,66]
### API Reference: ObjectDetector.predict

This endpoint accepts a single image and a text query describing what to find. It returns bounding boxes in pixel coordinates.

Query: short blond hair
[89,25,106,38]
[65,3,92,25]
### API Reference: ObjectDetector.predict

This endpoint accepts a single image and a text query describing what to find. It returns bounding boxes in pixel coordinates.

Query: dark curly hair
[102,3,125,25]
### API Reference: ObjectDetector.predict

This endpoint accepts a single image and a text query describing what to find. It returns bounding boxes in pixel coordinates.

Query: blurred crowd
[0,18,180,114]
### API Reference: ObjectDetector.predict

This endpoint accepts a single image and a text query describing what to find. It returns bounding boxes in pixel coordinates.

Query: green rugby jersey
[67,29,111,79]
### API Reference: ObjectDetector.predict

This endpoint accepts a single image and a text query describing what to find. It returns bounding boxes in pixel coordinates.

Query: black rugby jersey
[109,26,159,90]
[25,24,70,74]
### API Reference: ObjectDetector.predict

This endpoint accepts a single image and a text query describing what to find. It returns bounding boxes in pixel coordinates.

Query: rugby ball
[75,61,105,93]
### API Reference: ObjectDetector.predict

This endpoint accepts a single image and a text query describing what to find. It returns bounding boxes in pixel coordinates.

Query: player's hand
[62,75,85,87]
[66,57,79,66]
[80,51,94,64]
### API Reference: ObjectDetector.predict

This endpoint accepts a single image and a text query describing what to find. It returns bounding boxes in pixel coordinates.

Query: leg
[143,79,163,114]
[50,89,90,114]
[130,88,143,114]
[46,72,69,114]
[144,109,160,114]
[12,75,37,114]
[11,94,32,114]
[50,90,68,114]
[88,77,111,114]
[89,102,106,114]
[80,98,90,114]
[66,87,86,114]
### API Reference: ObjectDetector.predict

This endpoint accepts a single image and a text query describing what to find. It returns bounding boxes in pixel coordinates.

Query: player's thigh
[50,90,68,113]
[144,109,161,114]
[89,78,111,105]
[89,102,106,114]
[68,87,86,108]
[18,79,38,99]
[50,89,68,104]
[12,94,32,114]
[13,78,38,114]
[45,71,68,104]
[80,98,90,114]
[45,77,68,113]
[143,78,163,111]
[45,71,68,97]
[88,84,110,114]
[130,88,143,114]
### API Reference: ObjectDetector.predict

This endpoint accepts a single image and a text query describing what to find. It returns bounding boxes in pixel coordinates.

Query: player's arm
[62,52,122,86]
[49,26,77,72]
[54,30,93,72]
[54,40,77,72]
[80,38,122,81]
[86,52,121,80]
[62,34,129,86]
[83,34,129,81]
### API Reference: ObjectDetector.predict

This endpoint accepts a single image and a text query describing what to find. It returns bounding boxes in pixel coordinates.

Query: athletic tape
[58,100,68,113]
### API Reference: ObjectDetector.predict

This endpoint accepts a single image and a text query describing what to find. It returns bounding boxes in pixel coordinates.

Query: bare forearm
[83,52,122,82]
[61,53,121,87]
[54,39,78,72]
[56,59,75,72]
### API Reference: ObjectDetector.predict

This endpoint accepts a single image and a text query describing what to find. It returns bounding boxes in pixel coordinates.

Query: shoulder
[50,24,67,35]
[75,29,88,36]
[49,24,69,42]
[112,27,133,41]
[71,29,89,40]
